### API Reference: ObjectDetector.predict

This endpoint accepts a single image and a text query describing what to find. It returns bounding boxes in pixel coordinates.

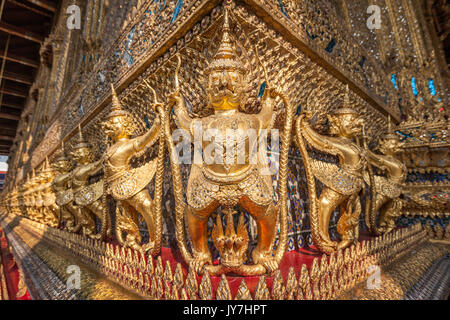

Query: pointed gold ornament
[216,274,232,300]
[173,263,185,290]
[235,279,252,300]
[254,275,270,300]
[285,267,298,300]
[271,270,286,300]
[199,272,212,300]
[163,260,173,283]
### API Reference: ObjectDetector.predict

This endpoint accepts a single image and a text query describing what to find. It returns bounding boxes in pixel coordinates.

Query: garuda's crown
[72,124,92,150]
[382,115,399,140]
[54,142,70,163]
[205,7,246,74]
[107,84,131,119]
[332,84,360,116]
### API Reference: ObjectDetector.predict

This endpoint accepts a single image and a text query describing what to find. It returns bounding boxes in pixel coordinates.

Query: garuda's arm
[299,115,340,156]
[366,149,388,171]
[133,116,161,152]
[88,159,104,176]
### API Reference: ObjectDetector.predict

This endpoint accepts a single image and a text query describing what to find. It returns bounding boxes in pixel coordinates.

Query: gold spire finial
[382,114,398,140]
[111,83,121,110]
[73,124,91,149]
[388,115,392,133]
[55,141,69,162]
[217,6,232,59]
[344,84,349,107]
[42,156,53,173]
[223,5,230,32]
[106,84,130,119]
[78,124,83,141]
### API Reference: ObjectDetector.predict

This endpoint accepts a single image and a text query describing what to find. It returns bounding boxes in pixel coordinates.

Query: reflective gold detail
[295,87,366,253]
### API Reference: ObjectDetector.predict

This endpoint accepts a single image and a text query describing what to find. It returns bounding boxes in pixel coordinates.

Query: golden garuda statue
[32,170,44,220]
[295,86,366,254]
[8,188,19,214]
[101,84,164,254]
[20,176,32,218]
[40,157,60,228]
[20,174,31,219]
[364,116,406,235]
[28,170,45,223]
[52,144,83,233]
[70,127,110,240]
[166,6,293,276]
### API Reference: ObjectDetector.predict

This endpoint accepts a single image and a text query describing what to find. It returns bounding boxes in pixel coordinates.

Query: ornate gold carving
[199,272,212,300]
[235,279,252,300]
[295,86,366,254]
[216,274,232,300]
[102,84,163,254]
[70,127,109,240]
[166,4,291,276]
[364,117,407,235]
[254,275,270,300]
[1,0,448,302]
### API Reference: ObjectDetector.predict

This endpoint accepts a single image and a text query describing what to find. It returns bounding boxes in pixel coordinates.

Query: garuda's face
[340,114,363,137]
[103,116,128,139]
[329,113,363,138]
[71,147,92,164]
[207,69,245,110]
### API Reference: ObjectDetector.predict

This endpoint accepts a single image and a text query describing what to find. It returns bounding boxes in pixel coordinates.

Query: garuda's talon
[319,240,338,254]
[142,241,156,253]
[337,239,354,250]
[189,254,211,274]
[124,235,143,252]
[261,259,278,274]
[252,250,279,274]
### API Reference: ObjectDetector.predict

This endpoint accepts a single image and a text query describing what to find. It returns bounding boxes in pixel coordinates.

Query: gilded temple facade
[0,0,448,300]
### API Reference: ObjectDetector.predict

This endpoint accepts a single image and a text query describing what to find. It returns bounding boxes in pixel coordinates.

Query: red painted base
[158,231,376,298]
[0,228,31,300]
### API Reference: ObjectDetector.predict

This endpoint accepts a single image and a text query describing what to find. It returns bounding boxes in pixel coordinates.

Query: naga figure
[101,84,163,254]
[70,127,109,240]
[363,117,406,235]
[52,146,84,233]
[167,7,292,275]
[295,87,366,253]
